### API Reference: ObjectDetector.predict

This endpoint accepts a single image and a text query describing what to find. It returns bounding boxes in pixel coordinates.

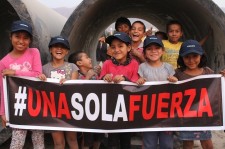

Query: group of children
[0,17,224,149]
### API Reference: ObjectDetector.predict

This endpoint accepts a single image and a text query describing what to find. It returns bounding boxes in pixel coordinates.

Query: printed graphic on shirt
[50,69,66,79]
[162,49,179,69]
[10,62,31,72]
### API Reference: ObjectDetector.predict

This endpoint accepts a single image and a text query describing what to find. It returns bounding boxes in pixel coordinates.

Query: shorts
[178,131,212,140]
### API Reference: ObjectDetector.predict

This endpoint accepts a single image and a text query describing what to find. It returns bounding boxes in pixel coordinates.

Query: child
[162,20,211,69]
[105,17,132,58]
[100,32,139,149]
[68,51,104,149]
[155,31,168,40]
[162,20,183,69]
[39,36,79,149]
[0,20,44,148]
[115,16,132,34]
[130,21,146,63]
[175,39,213,149]
[136,35,177,149]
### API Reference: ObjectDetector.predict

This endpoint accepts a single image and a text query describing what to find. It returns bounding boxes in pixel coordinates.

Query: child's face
[144,44,164,62]
[11,31,31,52]
[183,53,201,70]
[167,24,183,44]
[78,53,93,69]
[110,39,131,63]
[50,44,69,60]
[117,23,130,34]
[130,22,145,42]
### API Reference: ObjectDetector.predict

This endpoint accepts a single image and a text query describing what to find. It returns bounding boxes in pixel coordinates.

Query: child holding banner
[38,36,79,149]
[100,32,139,149]
[136,35,177,149]
[0,20,44,148]
[68,51,103,149]
[175,40,213,149]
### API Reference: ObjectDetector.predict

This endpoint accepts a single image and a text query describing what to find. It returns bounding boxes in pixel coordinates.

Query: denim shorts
[178,131,212,140]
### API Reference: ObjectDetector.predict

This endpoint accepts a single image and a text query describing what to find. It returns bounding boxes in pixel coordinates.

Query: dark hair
[132,21,146,32]
[177,53,207,71]
[155,31,168,40]
[166,20,183,33]
[115,17,131,31]
[68,51,86,65]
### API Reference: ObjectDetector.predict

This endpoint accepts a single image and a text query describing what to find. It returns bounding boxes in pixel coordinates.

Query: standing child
[104,17,132,58]
[175,40,213,149]
[39,36,79,149]
[100,32,139,149]
[115,16,132,35]
[0,20,44,149]
[68,51,103,149]
[130,20,146,63]
[136,35,177,149]
[162,20,183,69]
[162,20,211,69]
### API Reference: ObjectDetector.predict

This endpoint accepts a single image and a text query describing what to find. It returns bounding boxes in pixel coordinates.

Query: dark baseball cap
[179,40,204,57]
[48,36,70,50]
[11,20,32,35]
[144,35,164,48]
[106,32,131,45]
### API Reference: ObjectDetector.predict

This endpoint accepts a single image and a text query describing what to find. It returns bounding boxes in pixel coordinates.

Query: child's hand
[59,78,67,84]
[1,115,7,128]
[113,75,125,83]
[86,69,96,80]
[103,74,113,82]
[99,36,106,43]
[130,48,140,57]
[2,69,15,76]
[220,69,225,77]
[167,76,178,82]
[136,77,146,85]
[38,74,47,81]
[146,27,153,36]
[93,65,101,75]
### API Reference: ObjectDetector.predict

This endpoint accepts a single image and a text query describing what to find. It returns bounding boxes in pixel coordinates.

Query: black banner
[4,75,224,132]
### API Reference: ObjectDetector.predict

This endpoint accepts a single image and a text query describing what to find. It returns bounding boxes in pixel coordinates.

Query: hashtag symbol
[14,86,27,116]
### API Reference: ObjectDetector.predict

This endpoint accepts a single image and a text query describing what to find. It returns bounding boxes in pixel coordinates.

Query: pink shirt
[0,48,42,115]
[100,59,139,82]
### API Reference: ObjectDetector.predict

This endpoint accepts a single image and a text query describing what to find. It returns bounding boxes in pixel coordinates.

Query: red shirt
[100,58,139,82]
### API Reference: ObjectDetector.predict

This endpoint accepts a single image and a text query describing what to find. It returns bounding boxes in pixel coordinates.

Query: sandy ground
[194,131,225,149]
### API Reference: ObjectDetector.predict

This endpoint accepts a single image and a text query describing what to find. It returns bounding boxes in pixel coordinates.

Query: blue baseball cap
[48,36,70,50]
[179,40,204,57]
[106,32,131,45]
[11,20,32,35]
[144,35,164,48]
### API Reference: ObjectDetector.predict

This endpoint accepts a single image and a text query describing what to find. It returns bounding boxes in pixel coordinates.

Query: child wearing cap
[130,20,146,63]
[99,32,139,149]
[175,39,213,149]
[104,17,132,58]
[39,36,79,149]
[136,35,177,149]
[0,20,44,148]
[68,51,103,149]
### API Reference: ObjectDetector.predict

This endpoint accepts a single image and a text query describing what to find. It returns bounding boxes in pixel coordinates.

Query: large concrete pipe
[1,0,66,64]
[62,0,225,72]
